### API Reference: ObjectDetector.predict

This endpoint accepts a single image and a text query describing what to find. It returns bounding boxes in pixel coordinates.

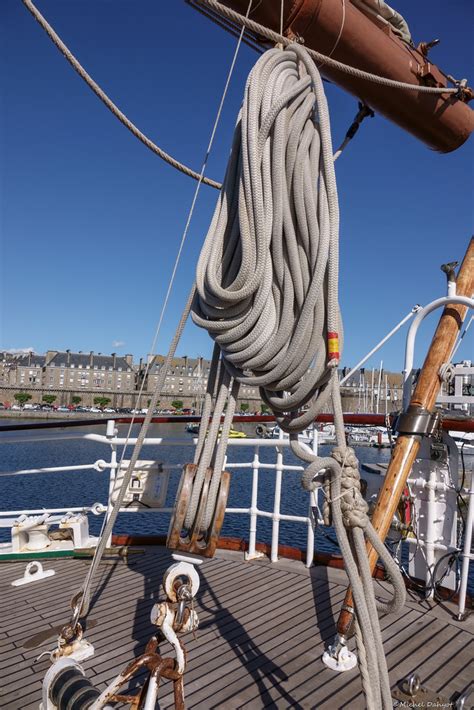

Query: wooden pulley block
[167,463,231,558]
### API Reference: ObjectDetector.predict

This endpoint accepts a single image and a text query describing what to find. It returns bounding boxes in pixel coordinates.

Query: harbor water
[1,421,472,595]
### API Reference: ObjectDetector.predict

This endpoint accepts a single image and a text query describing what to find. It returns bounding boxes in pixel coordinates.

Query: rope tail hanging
[182,43,406,708]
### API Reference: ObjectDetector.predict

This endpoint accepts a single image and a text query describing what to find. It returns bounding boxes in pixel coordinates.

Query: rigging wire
[22,0,222,190]
[66,1,254,624]
[317,0,346,67]
[22,0,466,202]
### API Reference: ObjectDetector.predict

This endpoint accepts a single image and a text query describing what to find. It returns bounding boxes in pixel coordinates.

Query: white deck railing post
[271,445,284,562]
[105,419,118,547]
[458,470,474,620]
[245,445,264,560]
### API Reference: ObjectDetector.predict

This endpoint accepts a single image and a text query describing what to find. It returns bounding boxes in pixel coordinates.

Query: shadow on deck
[0,547,472,709]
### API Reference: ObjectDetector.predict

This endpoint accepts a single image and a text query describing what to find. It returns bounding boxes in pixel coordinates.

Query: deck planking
[0,547,472,710]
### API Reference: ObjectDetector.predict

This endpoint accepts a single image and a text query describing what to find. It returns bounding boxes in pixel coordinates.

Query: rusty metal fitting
[150,602,168,628]
[167,464,231,557]
[418,39,440,57]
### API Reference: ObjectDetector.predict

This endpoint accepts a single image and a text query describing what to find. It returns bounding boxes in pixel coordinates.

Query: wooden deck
[0,547,472,709]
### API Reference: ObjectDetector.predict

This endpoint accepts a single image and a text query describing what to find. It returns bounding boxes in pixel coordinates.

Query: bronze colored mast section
[214,0,474,152]
[337,237,474,638]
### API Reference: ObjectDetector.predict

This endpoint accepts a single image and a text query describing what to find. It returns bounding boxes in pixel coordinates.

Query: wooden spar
[336,237,474,637]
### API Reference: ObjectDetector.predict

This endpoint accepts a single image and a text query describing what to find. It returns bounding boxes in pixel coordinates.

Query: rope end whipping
[327,331,340,367]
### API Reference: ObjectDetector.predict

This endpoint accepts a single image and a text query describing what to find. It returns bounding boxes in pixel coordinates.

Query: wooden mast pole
[336,237,474,638]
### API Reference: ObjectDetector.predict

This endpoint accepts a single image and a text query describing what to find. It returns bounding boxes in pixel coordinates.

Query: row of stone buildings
[0,350,261,408]
[0,349,406,411]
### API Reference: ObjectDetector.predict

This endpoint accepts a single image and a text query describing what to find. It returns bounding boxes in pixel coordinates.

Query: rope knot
[331,446,368,529]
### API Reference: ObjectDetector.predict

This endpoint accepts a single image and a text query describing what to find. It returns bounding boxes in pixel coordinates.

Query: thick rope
[22,0,222,190]
[187,45,404,706]
[299,375,406,709]
[198,0,463,95]
[68,5,253,619]
[188,44,341,530]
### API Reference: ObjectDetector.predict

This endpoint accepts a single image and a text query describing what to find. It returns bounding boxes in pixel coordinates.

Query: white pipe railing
[0,426,321,568]
[458,470,474,620]
[402,294,474,410]
[0,421,472,609]
[339,306,420,386]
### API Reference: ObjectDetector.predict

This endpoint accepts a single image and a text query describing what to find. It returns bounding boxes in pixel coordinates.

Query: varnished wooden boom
[337,237,474,637]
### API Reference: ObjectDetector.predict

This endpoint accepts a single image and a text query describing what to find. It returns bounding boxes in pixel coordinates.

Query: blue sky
[1,0,473,371]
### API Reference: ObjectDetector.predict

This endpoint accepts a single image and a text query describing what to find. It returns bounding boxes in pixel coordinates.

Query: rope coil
[187,44,343,532]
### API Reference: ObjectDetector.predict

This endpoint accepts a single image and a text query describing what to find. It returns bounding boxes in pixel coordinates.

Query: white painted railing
[0,420,472,618]
[0,422,322,567]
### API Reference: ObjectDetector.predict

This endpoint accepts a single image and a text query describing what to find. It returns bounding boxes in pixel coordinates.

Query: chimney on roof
[28,351,32,366]
[124,354,133,367]
[89,351,94,367]
[45,350,57,366]
[66,349,71,366]
[112,352,117,369]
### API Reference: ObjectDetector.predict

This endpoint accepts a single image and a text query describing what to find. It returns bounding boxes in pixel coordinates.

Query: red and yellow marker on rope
[327,331,339,362]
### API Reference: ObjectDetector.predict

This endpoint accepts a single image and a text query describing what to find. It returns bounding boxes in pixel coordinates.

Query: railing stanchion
[271,443,283,562]
[105,419,118,547]
[245,445,262,560]
[458,470,474,620]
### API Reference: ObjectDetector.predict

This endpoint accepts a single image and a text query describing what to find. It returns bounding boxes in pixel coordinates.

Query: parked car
[89,407,101,413]
[57,406,70,413]
[11,405,21,411]
[103,407,116,413]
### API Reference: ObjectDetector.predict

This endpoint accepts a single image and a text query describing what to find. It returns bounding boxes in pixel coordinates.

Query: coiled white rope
[190,43,405,708]
[188,44,341,531]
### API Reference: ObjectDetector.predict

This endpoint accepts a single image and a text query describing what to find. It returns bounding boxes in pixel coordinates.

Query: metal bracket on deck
[322,634,357,672]
[392,672,451,707]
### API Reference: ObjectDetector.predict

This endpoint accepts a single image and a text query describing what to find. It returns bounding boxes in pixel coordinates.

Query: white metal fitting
[163,560,200,602]
[322,634,357,672]
[41,657,83,710]
[11,561,55,587]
